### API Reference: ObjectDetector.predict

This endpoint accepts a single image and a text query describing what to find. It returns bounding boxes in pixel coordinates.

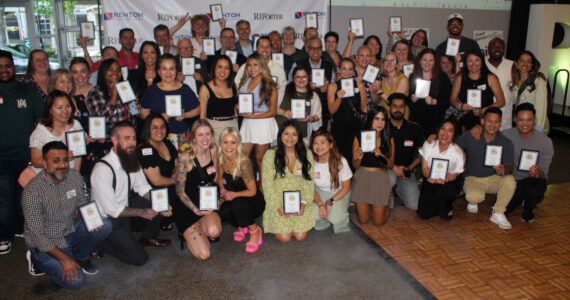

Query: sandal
[233,227,248,242]
[245,226,263,253]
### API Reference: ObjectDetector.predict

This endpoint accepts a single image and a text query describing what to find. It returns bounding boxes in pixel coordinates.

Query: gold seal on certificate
[210,4,223,21]
[120,66,128,81]
[518,149,539,171]
[181,57,195,75]
[312,68,325,87]
[484,145,503,167]
[66,130,87,157]
[165,95,182,117]
[271,53,284,68]
[430,158,449,180]
[350,18,364,37]
[80,21,95,39]
[283,191,301,214]
[390,16,402,32]
[89,117,106,139]
[115,81,136,103]
[305,13,318,29]
[200,186,218,210]
[151,188,169,213]
[291,99,306,119]
[362,64,379,83]
[238,93,254,114]
[341,78,354,98]
[360,130,376,153]
[80,202,104,232]
[226,50,237,64]
[467,89,482,108]
[445,38,460,56]
[203,38,216,56]
[402,64,414,78]
[415,79,431,99]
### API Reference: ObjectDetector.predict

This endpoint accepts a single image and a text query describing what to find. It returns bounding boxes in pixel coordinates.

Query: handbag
[346,97,368,129]
[18,165,38,188]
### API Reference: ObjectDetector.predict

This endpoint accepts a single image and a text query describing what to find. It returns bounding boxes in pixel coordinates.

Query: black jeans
[506,177,547,220]
[219,193,265,228]
[417,180,459,220]
[0,159,28,241]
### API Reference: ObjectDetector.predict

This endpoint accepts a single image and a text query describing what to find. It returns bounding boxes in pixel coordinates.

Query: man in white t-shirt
[486,38,514,130]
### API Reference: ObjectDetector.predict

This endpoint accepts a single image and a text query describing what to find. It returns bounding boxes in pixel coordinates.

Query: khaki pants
[464,175,517,214]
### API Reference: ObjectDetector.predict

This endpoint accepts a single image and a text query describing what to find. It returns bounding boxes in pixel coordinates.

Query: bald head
[177,38,193,58]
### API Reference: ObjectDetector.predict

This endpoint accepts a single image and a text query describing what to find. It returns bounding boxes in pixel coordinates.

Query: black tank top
[205,84,237,118]
[222,172,247,192]
[332,79,362,128]
[184,156,216,206]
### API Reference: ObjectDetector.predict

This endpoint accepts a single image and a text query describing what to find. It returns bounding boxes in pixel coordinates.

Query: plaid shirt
[87,85,132,132]
[22,170,87,252]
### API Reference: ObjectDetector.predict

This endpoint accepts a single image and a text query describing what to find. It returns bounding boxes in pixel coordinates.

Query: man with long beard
[91,121,172,266]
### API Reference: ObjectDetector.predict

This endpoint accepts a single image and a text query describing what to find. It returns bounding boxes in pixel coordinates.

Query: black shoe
[32,280,62,295]
[26,250,45,276]
[139,238,172,247]
[178,232,185,250]
[209,237,220,243]
[77,259,99,275]
[521,207,535,222]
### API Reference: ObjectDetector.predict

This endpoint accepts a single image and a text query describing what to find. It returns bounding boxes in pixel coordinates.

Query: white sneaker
[467,203,478,213]
[0,241,11,255]
[490,213,512,230]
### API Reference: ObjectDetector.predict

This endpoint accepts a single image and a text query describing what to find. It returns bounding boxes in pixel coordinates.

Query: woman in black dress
[173,119,222,260]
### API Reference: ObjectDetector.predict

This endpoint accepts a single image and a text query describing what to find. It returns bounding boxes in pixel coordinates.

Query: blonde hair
[48,68,72,94]
[217,127,249,179]
[381,51,401,77]
[182,119,216,167]
[238,53,276,107]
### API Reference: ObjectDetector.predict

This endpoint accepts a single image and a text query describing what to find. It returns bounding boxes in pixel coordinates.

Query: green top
[0,81,44,160]
[275,91,312,138]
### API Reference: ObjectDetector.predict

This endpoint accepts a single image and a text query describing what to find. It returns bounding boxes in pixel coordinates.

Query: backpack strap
[97,160,131,192]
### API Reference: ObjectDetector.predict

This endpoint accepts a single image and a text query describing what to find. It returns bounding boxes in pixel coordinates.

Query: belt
[208,116,236,121]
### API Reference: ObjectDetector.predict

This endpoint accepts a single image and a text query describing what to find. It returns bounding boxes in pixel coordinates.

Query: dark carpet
[1,221,434,299]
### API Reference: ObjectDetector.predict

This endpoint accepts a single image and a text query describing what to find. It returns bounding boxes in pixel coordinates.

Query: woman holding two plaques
[262,121,315,243]
[310,130,352,233]
[237,53,278,178]
[351,106,394,226]
[327,58,367,166]
[173,120,222,260]
[140,54,200,152]
[417,119,465,220]
[198,55,238,144]
[70,57,95,129]
[275,66,322,145]
[217,128,265,252]
[450,50,505,130]
[408,48,452,136]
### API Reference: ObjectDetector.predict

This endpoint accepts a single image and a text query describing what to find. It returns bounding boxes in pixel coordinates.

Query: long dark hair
[208,55,235,88]
[156,54,180,82]
[435,118,459,143]
[96,58,121,99]
[134,41,160,97]
[410,29,428,47]
[139,113,169,142]
[461,49,491,80]
[363,35,382,61]
[510,50,546,92]
[410,48,441,96]
[365,105,391,156]
[285,66,314,101]
[274,120,311,181]
[41,90,76,128]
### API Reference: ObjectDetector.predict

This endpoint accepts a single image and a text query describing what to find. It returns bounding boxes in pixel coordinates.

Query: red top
[118,48,139,70]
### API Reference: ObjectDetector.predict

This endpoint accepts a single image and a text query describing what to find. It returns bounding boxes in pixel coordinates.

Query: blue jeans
[29,217,112,289]
[388,170,420,211]
[0,159,29,241]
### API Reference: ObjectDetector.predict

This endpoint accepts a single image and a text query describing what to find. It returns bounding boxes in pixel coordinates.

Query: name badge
[297,168,303,176]
[195,64,201,70]
[206,165,216,175]
[66,189,77,199]
[477,84,486,91]
[404,140,414,147]
[0,97,3,104]
[142,148,153,156]
[314,172,320,180]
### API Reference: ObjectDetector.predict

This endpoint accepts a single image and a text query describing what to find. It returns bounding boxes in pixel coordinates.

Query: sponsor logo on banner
[254,12,283,20]
[295,11,326,19]
[206,12,241,20]
[157,13,187,22]
[295,12,303,19]
[106,36,144,45]
[104,11,144,21]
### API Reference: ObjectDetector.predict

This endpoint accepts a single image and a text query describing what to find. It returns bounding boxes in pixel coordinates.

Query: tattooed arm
[175,153,208,216]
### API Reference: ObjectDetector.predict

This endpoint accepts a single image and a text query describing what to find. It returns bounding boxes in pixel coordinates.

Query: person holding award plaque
[391,40,414,73]
[140,54,200,153]
[434,13,480,62]
[30,90,84,175]
[217,128,265,252]
[450,50,505,130]
[237,53,279,179]
[417,119,465,221]
[198,55,238,144]
[351,106,394,226]
[409,48,452,136]
[173,120,222,260]
[342,33,383,69]
[327,58,367,166]
[262,121,315,242]
[354,46,382,111]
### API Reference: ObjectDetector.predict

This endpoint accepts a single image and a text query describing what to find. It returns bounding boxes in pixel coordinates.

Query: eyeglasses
[384,59,397,64]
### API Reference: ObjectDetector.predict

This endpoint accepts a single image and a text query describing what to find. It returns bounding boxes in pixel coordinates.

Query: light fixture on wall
[552,22,570,49]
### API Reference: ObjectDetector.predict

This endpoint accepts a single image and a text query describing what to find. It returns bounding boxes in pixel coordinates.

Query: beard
[0,74,15,84]
[49,169,68,181]
[116,144,141,173]
[391,111,404,120]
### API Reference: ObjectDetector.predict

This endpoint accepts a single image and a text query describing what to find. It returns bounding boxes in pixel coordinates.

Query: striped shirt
[22,170,87,252]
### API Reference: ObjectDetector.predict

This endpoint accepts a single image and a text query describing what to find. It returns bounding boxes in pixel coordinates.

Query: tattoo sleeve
[174,156,199,212]
[240,160,255,185]
[119,207,142,218]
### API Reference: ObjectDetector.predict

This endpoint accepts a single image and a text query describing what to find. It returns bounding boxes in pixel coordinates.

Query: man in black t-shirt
[435,13,481,62]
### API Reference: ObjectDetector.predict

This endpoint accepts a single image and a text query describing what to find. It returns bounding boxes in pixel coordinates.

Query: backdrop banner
[101,0,329,50]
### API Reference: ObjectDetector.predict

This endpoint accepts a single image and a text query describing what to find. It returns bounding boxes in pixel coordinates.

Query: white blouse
[29,121,83,173]
[419,140,465,175]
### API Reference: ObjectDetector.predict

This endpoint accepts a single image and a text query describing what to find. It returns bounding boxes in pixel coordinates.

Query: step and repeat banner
[101,0,329,50]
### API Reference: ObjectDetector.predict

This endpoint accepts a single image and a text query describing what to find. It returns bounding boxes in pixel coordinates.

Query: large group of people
[0,11,555,292]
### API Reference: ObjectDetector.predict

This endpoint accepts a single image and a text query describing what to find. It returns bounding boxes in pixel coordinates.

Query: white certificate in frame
[305,13,318,29]
[79,202,104,232]
[445,38,460,56]
[350,18,364,37]
[159,46,165,55]
[88,117,106,139]
[362,64,380,83]
[181,57,195,75]
[283,190,301,214]
[165,95,182,117]
[271,53,284,68]
[484,145,503,167]
[518,149,539,171]
[415,79,431,99]
[430,158,449,180]
[389,16,402,33]
[360,130,376,153]
[467,89,482,108]
[226,50,238,64]
[115,81,136,103]
[238,93,254,114]
[120,66,128,81]
[291,99,306,119]
[151,188,169,213]
[341,78,354,98]
[210,4,223,21]
[66,130,87,157]
[203,38,216,56]
[312,68,325,87]
[200,186,218,210]
[402,64,414,78]
[80,21,95,39]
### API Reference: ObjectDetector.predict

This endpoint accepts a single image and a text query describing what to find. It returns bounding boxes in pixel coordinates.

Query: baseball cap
[448,13,463,22]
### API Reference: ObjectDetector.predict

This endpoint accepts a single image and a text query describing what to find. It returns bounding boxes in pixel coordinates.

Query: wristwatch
[327,198,335,206]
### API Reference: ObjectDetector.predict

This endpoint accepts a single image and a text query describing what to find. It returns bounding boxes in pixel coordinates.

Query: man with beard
[486,38,514,130]
[23,141,111,291]
[91,121,172,266]
[387,94,424,211]
[435,13,480,63]
[0,50,44,255]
